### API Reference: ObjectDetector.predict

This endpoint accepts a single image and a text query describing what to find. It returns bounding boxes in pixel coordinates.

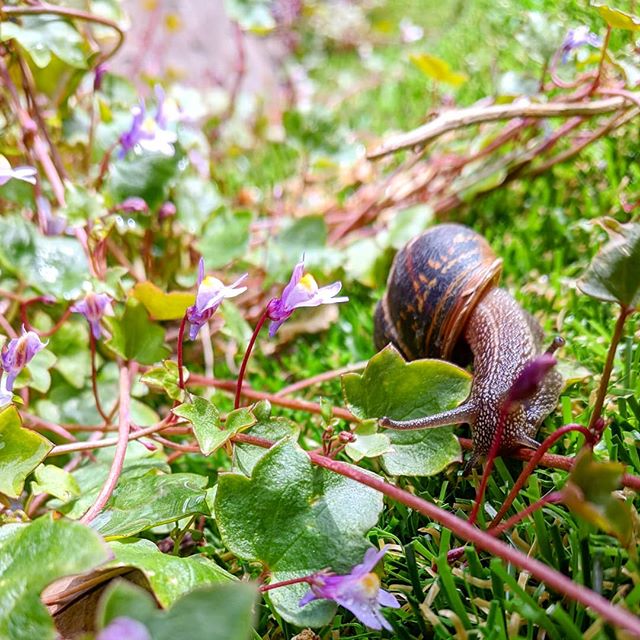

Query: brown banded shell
[374,224,502,360]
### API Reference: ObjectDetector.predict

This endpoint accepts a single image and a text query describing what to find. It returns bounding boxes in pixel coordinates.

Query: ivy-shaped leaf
[106,300,170,365]
[132,281,194,321]
[90,473,210,538]
[107,539,233,607]
[562,449,634,547]
[216,439,383,626]
[578,221,640,308]
[97,579,257,640]
[344,420,394,462]
[31,464,80,502]
[342,345,470,476]
[141,360,187,402]
[0,515,109,640]
[0,406,52,498]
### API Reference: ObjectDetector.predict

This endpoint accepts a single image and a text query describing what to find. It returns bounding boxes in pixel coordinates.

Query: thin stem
[177,313,188,390]
[490,424,592,528]
[276,361,367,396]
[259,576,312,593]
[80,364,131,524]
[234,307,269,409]
[590,26,612,95]
[90,332,110,424]
[491,491,564,537]
[308,452,640,636]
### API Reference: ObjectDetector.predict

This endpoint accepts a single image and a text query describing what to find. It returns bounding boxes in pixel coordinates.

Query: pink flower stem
[259,576,312,593]
[491,491,564,537]
[489,424,592,528]
[234,307,269,409]
[468,406,509,526]
[590,25,612,95]
[90,332,110,424]
[307,451,640,636]
[79,364,131,524]
[177,313,188,390]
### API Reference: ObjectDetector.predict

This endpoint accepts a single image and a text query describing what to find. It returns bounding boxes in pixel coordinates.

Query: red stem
[90,332,110,424]
[259,576,312,593]
[491,491,564,537]
[490,424,592,528]
[590,26,612,95]
[177,313,188,390]
[234,307,269,409]
[79,365,131,523]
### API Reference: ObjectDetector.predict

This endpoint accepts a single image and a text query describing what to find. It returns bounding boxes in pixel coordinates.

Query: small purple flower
[94,63,108,92]
[299,546,400,631]
[267,258,348,337]
[97,617,151,640]
[117,196,149,214]
[158,201,177,221]
[508,353,557,405]
[1,327,46,391]
[71,292,113,339]
[0,377,13,409]
[560,26,602,64]
[0,155,37,186]
[187,258,248,340]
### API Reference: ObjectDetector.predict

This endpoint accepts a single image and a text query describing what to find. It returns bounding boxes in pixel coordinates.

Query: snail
[374,223,563,469]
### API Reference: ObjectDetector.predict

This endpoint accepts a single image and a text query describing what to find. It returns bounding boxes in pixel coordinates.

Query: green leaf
[577,221,640,307]
[107,538,232,607]
[106,300,170,365]
[0,15,87,68]
[198,209,252,268]
[0,216,90,300]
[109,152,179,210]
[140,360,187,402]
[0,515,109,640]
[0,406,52,498]
[410,53,467,86]
[31,464,80,502]
[17,348,56,393]
[345,420,394,462]
[342,345,470,476]
[225,406,257,432]
[132,281,194,320]
[594,3,640,30]
[174,396,221,455]
[175,176,223,234]
[216,439,383,626]
[232,416,299,476]
[98,579,257,640]
[563,449,633,546]
[91,472,210,538]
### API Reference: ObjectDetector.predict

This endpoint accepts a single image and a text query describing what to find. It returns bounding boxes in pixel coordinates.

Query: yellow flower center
[298,273,317,291]
[359,572,380,597]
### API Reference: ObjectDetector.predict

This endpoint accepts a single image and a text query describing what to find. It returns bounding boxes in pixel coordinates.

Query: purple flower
[158,201,177,221]
[508,353,557,405]
[97,617,151,640]
[1,327,46,391]
[187,258,248,340]
[94,63,108,92]
[119,89,177,158]
[267,258,348,337]
[299,546,400,631]
[0,377,13,409]
[560,26,602,64]
[71,292,113,339]
[117,196,149,213]
[0,155,37,186]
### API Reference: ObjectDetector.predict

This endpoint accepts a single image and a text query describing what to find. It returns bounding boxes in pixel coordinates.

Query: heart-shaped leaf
[578,221,640,308]
[216,439,383,626]
[342,345,470,475]
[0,405,52,498]
[90,473,210,538]
[0,515,109,640]
[97,579,257,640]
[107,539,233,607]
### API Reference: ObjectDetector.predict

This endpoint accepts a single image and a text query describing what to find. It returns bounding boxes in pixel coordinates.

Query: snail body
[374,224,562,466]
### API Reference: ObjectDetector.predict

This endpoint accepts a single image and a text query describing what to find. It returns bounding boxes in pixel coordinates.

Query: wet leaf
[216,439,383,626]
[90,473,210,538]
[577,221,640,307]
[344,420,394,462]
[342,345,470,475]
[0,405,52,498]
[410,53,467,86]
[106,300,170,365]
[132,281,194,321]
[31,463,80,502]
[174,396,227,455]
[107,538,232,607]
[0,515,109,640]
[97,579,257,640]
